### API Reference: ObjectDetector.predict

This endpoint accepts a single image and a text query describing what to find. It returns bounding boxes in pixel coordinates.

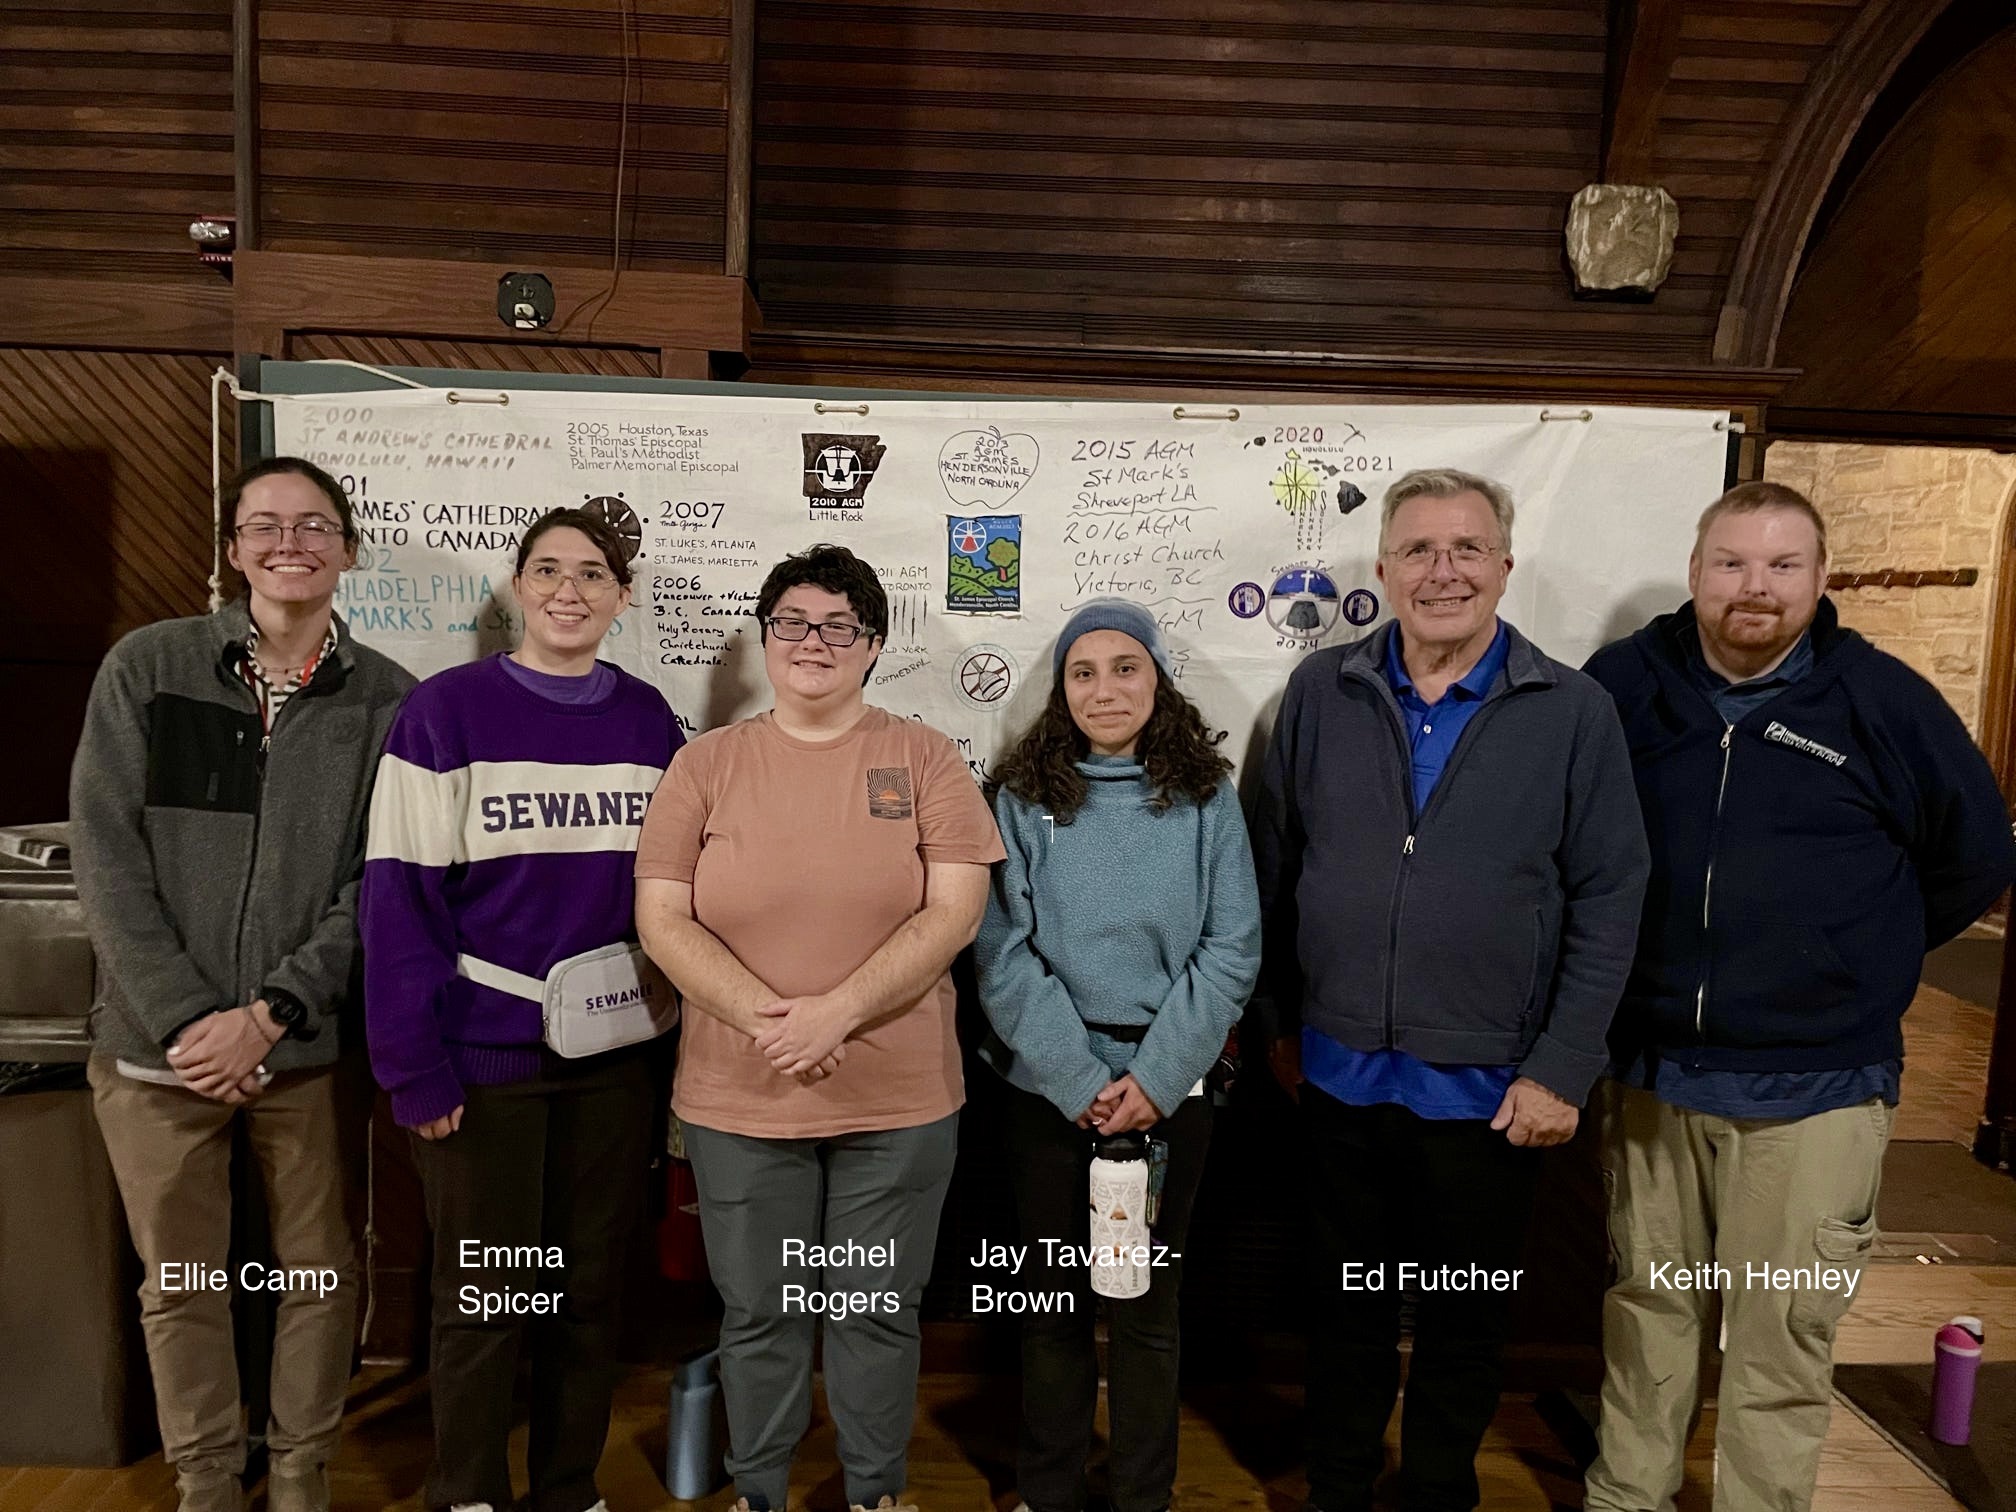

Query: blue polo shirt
[1616,627,1901,1118]
[1302,621,1519,1119]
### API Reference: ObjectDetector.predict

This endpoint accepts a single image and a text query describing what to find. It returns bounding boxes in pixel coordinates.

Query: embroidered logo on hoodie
[1764,721,1847,768]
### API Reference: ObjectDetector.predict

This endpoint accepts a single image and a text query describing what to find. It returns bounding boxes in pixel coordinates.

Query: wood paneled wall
[0,350,227,825]
[256,0,730,269]
[745,0,1858,365]
[289,333,664,377]
[5,0,2004,829]
[0,1,234,282]
[1774,23,2016,441]
[1,5,235,820]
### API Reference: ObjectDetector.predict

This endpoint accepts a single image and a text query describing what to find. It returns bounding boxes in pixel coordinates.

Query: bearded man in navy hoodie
[1582,481,2016,1512]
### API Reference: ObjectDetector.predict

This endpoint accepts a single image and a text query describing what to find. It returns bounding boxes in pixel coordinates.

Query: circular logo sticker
[581,493,644,562]
[1227,581,1265,619]
[1264,565,1342,646]
[815,445,864,493]
[1342,588,1380,627]
[954,643,1018,710]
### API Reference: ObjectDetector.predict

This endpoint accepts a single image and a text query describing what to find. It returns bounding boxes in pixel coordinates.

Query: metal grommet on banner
[814,402,869,416]
[446,391,510,405]
[1539,408,1593,423]
[1173,406,1239,421]
[1714,418,1746,432]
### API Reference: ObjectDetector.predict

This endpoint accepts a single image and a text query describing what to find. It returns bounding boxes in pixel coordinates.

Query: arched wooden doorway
[1764,8,2016,1170]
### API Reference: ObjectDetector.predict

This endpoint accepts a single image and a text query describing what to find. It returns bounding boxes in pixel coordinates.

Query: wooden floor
[1,1352,1996,1512]
[6,971,2009,1512]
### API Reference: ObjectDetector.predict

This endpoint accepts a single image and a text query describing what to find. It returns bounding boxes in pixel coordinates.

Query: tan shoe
[174,1469,243,1512]
[850,1497,919,1512]
[267,1465,330,1512]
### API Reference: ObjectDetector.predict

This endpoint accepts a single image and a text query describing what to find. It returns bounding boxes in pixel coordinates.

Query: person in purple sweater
[361,508,683,1512]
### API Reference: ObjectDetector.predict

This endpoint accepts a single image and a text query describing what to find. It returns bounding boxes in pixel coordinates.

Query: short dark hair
[1695,481,1828,561]
[755,544,889,686]
[755,544,889,640]
[513,507,634,588]
[221,456,355,557]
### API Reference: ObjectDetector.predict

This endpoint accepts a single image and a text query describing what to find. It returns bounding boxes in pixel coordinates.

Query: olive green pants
[1583,1079,1891,1512]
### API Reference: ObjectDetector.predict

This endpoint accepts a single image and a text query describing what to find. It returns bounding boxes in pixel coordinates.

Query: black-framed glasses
[764,615,866,647]
[234,519,348,550]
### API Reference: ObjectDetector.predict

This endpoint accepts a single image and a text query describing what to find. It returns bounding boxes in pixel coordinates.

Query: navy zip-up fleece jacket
[1249,620,1649,1106]
[1584,599,2016,1072]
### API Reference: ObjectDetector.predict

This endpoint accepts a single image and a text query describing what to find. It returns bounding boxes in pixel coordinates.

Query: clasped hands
[1075,1073,1163,1135]
[753,993,862,1084]
[166,1001,282,1104]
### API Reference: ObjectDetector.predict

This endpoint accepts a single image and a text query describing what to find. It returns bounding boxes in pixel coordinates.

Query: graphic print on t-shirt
[867,766,914,820]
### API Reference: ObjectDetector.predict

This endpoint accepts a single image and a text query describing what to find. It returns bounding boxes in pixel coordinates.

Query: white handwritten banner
[273,391,1729,778]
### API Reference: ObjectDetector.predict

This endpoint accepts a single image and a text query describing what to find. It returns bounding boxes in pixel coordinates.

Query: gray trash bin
[0,823,157,1466]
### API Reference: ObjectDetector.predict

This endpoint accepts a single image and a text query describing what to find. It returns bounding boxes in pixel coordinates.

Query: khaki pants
[88,1058,359,1482]
[1584,1079,1891,1512]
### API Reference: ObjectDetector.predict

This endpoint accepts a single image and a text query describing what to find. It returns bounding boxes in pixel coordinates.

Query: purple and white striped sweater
[361,653,684,1127]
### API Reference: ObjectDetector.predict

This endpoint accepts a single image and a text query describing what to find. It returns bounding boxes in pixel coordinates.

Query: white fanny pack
[457,943,678,1059]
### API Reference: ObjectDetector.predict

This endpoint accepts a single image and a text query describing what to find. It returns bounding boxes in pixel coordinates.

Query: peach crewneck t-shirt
[636,706,1005,1138]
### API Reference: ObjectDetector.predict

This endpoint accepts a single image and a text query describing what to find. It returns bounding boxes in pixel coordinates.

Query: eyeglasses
[1382,541,1504,576]
[764,616,867,647]
[234,519,348,550]
[520,563,621,600]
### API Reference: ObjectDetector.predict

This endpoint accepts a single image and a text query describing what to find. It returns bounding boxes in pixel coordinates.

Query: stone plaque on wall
[1565,184,1679,297]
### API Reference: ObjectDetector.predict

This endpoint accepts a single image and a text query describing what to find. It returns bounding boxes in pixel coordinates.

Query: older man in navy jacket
[1582,481,2016,1512]
[1252,467,1649,1512]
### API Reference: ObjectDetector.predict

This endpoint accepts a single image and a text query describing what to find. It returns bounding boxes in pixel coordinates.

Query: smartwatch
[261,987,319,1043]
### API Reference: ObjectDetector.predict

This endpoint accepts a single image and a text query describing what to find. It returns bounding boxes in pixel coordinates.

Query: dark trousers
[1302,1088,1541,1512]
[412,1048,655,1512]
[1004,1083,1213,1512]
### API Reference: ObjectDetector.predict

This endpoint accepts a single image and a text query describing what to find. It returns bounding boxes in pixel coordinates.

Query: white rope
[299,357,431,389]
[209,360,443,609]
[209,367,228,610]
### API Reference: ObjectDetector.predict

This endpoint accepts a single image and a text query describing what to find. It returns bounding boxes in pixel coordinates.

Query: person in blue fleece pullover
[975,598,1261,1512]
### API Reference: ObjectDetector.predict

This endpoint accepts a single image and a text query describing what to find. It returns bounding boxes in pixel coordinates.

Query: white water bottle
[1089,1134,1151,1299]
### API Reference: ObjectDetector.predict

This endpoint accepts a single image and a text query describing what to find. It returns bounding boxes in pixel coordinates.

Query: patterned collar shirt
[234,620,339,738]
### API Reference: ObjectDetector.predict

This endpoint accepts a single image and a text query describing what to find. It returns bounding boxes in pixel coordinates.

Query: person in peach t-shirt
[635,544,1003,1512]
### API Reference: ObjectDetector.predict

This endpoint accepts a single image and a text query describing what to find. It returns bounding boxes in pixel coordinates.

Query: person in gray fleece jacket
[975,599,1261,1512]
[69,457,412,1512]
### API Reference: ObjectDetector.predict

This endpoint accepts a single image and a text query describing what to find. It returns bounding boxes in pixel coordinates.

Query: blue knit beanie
[1052,598,1172,681]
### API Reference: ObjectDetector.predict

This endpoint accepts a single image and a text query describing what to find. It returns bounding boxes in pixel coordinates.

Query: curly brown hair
[992,669,1231,823]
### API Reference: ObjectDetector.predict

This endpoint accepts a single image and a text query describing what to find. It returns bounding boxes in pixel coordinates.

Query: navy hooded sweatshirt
[1583,599,2016,1074]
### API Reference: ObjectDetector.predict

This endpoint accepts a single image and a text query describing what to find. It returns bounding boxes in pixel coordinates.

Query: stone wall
[1763,443,2016,737]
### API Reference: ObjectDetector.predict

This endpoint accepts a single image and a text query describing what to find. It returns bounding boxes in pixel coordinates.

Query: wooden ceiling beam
[1603,0,1686,185]
[1717,0,1952,366]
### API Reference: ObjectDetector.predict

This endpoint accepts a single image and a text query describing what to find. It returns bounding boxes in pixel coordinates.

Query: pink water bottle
[1930,1315,1984,1445]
